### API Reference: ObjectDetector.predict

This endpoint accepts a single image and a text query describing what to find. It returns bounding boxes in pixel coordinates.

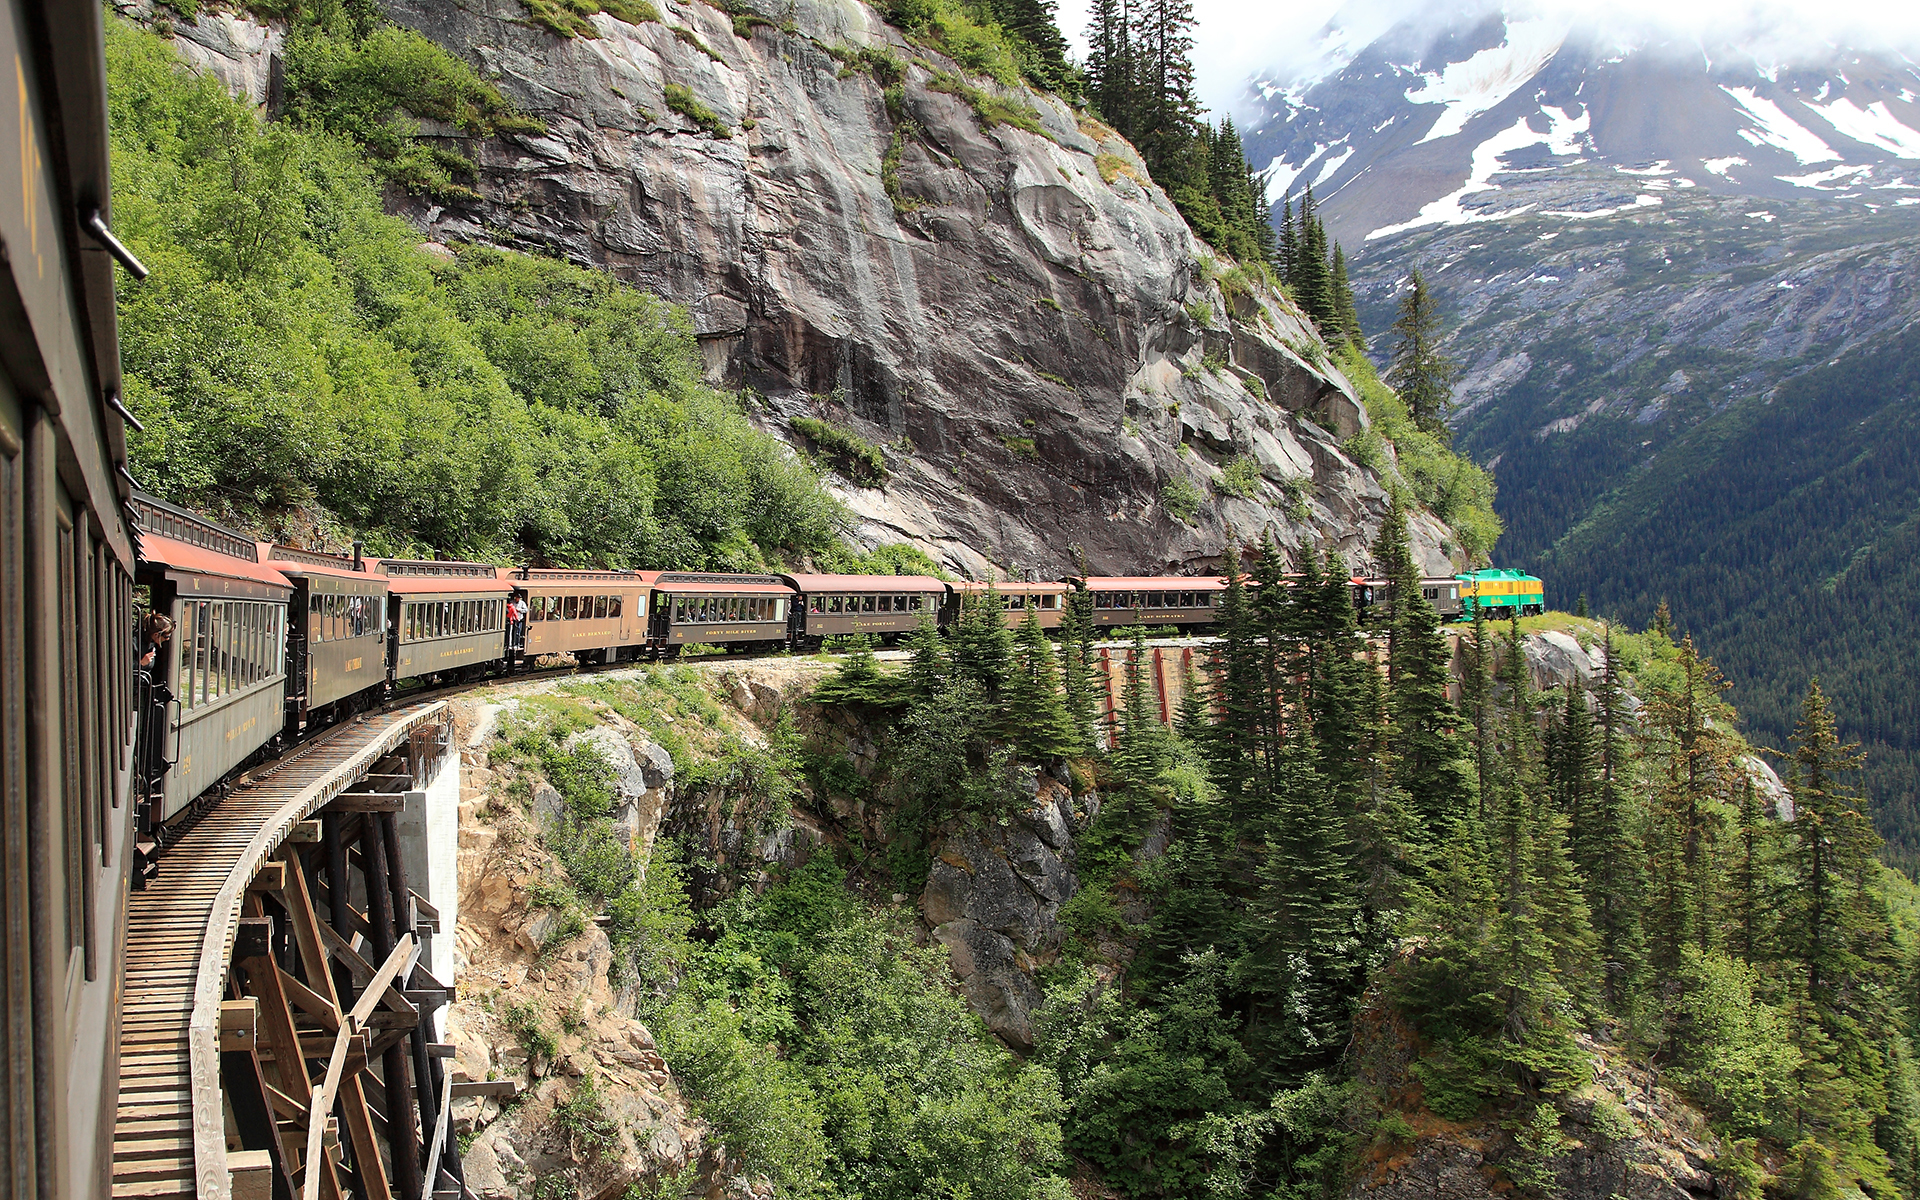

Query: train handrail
[186,701,449,1200]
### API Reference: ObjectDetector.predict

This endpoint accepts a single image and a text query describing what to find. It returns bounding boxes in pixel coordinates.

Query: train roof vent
[380,560,497,578]
[655,572,783,585]
[269,545,356,568]
[130,491,258,561]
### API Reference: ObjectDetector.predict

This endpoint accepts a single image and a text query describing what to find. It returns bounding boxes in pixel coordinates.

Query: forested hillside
[481,502,1920,1198]
[1541,325,1920,876]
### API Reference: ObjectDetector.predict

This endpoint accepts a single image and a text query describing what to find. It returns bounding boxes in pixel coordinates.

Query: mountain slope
[1233,3,1920,842]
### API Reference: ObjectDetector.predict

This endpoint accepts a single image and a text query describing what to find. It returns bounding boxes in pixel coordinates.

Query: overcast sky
[1052,0,1920,120]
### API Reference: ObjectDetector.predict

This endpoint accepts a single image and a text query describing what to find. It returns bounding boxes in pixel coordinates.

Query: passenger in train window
[810,595,825,614]
[139,612,173,670]
[609,595,622,619]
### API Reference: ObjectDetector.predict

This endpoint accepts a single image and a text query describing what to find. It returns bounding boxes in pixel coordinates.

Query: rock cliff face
[128,0,1463,576]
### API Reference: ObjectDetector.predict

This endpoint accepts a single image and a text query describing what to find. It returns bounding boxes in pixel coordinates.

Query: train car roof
[1076,576,1227,590]
[950,580,1066,594]
[381,575,512,596]
[780,573,947,592]
[654,572,794,595]
[519,568,645,584]
[139,532,293,596]
[267,545,385,583]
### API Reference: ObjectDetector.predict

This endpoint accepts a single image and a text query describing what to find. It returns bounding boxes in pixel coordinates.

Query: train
[127,487,1547,864]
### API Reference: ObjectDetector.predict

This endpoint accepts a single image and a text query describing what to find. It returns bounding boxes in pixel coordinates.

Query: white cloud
[1053,0,1920,120]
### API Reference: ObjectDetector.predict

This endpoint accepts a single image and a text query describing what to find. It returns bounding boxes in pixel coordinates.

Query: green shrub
[555,1075,620,1153]
[926,69,1045,134]
[1161,476,1203,524]
[502,1000,560,1060]
[790,416,888,485]
[663,82,732,137]
[1216,455,1260,499]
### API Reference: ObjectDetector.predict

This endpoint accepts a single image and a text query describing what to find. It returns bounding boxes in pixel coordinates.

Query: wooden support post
[219,1042,299,1200]
[363,813,424,1200]
[275,844,392,1200]
[385,809,462,1191]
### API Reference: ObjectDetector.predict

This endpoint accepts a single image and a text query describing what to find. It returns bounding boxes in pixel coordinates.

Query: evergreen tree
[986,0,1076,97]
[1643,635,1735,969]
[1007,607,1077,760]
[810,635,898,708]
[1084,0,1135,131]
[1465,602,1494,817]
[1060,576,1100,754]
[1588,623,1646,1009]
[952,580,1016,707]
[1384,269,1459,438]
[900,615,947,706]
[1205,545,1260,821]
[1115,625,1167,787]
[1374,498,1471,845]
[1785,680,1875,1016]
[1329,244,1363,348]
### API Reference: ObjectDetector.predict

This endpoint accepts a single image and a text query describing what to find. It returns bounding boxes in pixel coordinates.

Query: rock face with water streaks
[125,0,1466,577]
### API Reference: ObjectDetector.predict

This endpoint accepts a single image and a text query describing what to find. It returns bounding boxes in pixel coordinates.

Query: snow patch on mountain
[1722,86,1838,164]
[1809,98,1920,158]
[1369,105,1589,239]
[1408,16,1570,144]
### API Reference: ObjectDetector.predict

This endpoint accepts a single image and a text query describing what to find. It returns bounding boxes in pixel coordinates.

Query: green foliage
[555,1075,620,1154]
[278,17,542,198]
[502,999,560,1060]
[1160,475,1203,524]
[790,416,888,485]
[517,0,661,37]
[1215,454,1260,499]
[883,0,1076,98]
[110,20,846,566]
[662,81,732,137]
[1339,344,1502,562]
[925,69,1046,135]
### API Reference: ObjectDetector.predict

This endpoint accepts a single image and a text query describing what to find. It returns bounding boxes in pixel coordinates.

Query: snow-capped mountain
[1241,6,1920,247]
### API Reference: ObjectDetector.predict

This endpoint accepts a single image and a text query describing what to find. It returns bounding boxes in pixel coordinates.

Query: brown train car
[782,573,948,641]
[379,560,511,683]
[648,572,794,649]
[1348,576,1464,622]
[948,580,1069,629]
[268,544,390,723]
[518,569,650,664]
[1079,576,1227,627]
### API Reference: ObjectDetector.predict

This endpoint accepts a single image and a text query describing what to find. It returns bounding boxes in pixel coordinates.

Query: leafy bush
[1215,455,1260,499]
[555,1075,620,1153]
[1161,476,1203,524]
[663,82,731,137]
[1338,344,1502,561]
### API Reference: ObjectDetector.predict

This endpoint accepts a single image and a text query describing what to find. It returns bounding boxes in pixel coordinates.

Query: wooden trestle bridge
[111,701,479,1200]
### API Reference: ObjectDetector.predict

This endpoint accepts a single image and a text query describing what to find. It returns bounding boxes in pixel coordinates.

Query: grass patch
[673,24,724,61]
[1095,151,1145,187]
[518,0,660,38]
[1000,435,1037,459]
[791,416,888,486]
[663,82,732,137]
[926,69,1044,135]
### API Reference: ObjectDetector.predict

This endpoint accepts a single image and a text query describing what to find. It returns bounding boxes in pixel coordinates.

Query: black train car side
[2,0,144,1193]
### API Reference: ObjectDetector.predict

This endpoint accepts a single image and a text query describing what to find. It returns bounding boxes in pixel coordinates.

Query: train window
[1179,592,1193,608]
[909,595,922,612]
[609,595,623,619]
[826,596,841,614]
[810,596,824,614]
[593,596,607,620]
[579,595,593,619]
[772,598,787,621]
[563,596,578,620]
[530,596,545,621]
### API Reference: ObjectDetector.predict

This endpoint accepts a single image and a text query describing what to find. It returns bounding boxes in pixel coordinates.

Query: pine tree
[1206,545,1260,820]
[1374,499,1472,846]
[1330,243,1363,348]
[1007,607,1076,760]
[986,0,1076,97]
[1384,269,1459,438]
[1785,680,1875,1016]
[1084,0,1134,131]
[952,580,1016,707]
[1643,635,1735,970]
[1060,576,1099,754]
[901,615,947,706]
[1115,624,1168,787]
[1589,623,1646,1009]
[1465,602,1495,817]
[1727,777,1773,965]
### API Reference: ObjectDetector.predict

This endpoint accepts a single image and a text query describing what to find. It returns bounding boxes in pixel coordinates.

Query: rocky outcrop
[922,775,1086,1047]
[448,703,724,1200]
[122,0,1465,577]
[1352,990,1723,1200]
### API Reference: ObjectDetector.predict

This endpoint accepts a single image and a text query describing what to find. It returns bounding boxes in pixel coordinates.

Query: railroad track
[112,702,450,1200]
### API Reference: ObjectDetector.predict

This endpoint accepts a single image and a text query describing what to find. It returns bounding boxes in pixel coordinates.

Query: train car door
[619,587,635,643]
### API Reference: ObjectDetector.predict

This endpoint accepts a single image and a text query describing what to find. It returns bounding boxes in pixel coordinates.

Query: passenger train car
[3,0,146,1190]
